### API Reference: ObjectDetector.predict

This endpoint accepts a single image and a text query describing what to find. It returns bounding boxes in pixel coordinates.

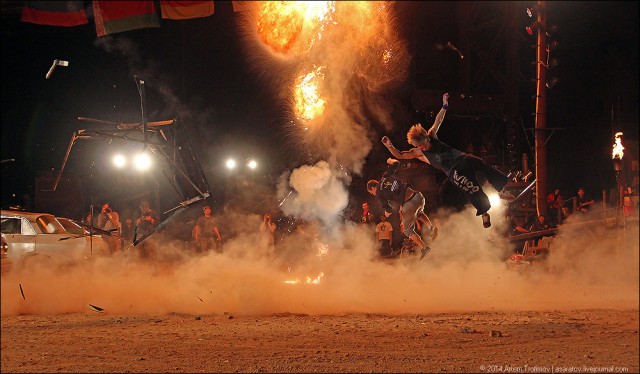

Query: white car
[1,234,12,275]
[56,216,110,255]
[0,210,103,269]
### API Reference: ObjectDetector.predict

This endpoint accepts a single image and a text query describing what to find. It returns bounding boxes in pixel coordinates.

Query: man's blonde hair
[366,180,379,192]
[407,123,428,145]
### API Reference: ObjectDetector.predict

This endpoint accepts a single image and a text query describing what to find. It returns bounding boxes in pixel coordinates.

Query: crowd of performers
[80,92,637,262]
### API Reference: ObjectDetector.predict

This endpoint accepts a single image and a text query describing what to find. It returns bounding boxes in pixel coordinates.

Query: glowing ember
[612,132,624,160]
[316,242,329,257]
[382,49,393,65]
[283,272,325,285]
[257,1,335,55]
[294,66,327,121]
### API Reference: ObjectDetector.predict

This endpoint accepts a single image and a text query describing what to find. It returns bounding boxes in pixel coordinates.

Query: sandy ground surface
[0,309,638,373]
[2,216,639,373]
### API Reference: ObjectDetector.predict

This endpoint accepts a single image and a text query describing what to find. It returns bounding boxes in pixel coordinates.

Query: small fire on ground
[283,272,325,285]
[283,241,328,285]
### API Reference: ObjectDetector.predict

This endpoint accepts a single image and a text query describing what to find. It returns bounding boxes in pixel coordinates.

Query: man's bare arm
[194,225,200,241]
[427,93,449,136]
[381,136,422,159]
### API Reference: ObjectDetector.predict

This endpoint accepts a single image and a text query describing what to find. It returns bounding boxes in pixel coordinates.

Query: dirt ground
[2,218,638,373]
[1,309,638,373]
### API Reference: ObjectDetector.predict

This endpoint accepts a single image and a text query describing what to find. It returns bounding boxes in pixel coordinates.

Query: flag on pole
[21,1,88,27]
[160,1,214,20]
[93,1,160,37]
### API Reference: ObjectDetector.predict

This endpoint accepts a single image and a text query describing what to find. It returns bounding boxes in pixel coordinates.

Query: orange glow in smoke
[283,241,328,285]
[284,272,325,285]
[294,66,327,122]
[257,1,335,55]
[316,242,329,257]
[612,132,624,160]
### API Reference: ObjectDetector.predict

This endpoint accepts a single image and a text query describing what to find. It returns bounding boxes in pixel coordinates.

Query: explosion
[257,1,335,55]
[252,1,407,129]
[293,66,327,122]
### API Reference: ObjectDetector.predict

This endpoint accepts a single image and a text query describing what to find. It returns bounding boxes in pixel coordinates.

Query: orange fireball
[293,66,327,122]
[257,1,334,55]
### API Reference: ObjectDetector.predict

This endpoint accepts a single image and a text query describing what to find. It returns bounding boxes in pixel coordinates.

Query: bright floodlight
[134,153,152,171]
[488,193,501,209]
[226,158,236,170]
[112,154,127,168]
[247,159,257,169]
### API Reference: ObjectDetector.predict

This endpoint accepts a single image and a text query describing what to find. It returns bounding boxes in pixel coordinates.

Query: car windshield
[56,218,85,235]
[36,216,66,234]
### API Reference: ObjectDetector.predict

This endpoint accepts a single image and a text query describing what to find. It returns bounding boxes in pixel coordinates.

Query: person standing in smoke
[361,202,374,224]
[121,217,135,246]
[367,158,438,260]
[259,212,277,256]
[135,199,159,259]
[375,213,394,257]
[381,92,513,229]
[96,202,121,253]
[194,205,222,254]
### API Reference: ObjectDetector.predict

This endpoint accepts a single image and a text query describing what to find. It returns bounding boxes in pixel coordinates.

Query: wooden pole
[534,1,548,218]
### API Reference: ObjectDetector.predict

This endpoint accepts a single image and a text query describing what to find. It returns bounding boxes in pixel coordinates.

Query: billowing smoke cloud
[2,207,637,317]
[278,160,349,225]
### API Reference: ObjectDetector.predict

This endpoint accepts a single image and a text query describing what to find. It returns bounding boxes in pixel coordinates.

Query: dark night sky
[1,1,638,215]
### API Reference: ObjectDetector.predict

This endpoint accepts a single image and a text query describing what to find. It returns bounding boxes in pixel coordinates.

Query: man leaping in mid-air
[381,92,513,228]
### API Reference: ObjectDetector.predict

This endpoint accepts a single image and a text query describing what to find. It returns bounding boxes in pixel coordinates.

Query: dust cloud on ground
[2,206,637,317]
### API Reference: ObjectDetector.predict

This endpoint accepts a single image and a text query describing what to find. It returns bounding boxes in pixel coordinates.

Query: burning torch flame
[612,132,624,160]
[294,66,327,122]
